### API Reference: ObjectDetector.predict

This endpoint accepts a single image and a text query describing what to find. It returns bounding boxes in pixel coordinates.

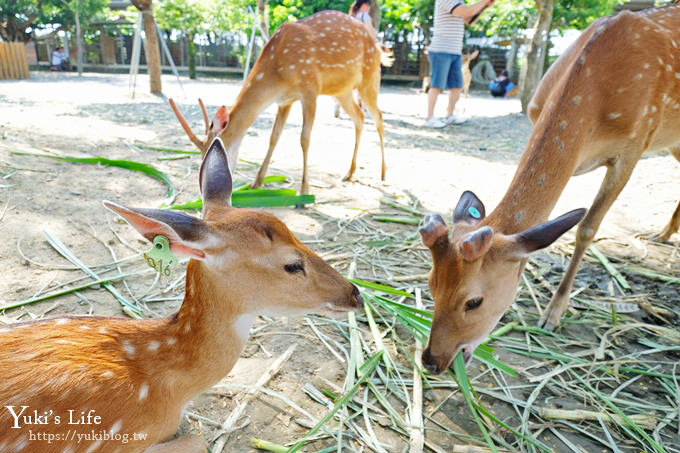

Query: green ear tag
[469,207,481,219]
[144,236,177,279]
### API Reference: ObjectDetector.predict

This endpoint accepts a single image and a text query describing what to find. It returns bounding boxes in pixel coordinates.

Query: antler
[198,98,209,135]
[168,98,207,151]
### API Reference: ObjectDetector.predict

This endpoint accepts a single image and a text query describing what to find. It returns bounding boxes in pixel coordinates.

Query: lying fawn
[0,138,362,452]
[419,3,680,373]
[170,10,389,196]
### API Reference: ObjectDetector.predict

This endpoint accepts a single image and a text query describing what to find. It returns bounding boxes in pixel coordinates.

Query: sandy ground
[0,72,678,452]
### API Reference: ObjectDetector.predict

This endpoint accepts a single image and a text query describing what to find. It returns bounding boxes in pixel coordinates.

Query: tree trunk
[187,32,196,80]
[519,0,553,113]
[370,0,382,31]
[131,0,162,94]
[75,10,83,76]
[507,31,518,80]
[256,0,269,40]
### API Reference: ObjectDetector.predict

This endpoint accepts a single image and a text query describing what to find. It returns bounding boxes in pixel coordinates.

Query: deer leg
[538,158,638,331]
[298,96,317,197]
[144,435,207,453]
[655,144,680,241]
[358,80,386,181]
[252,103,293,189]
[335,91,365,182]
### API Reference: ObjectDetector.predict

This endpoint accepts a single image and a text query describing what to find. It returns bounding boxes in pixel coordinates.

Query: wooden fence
[0,42,30,80]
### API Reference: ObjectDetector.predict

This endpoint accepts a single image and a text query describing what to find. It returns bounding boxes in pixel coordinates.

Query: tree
[518,0,552,112]
[130,0,162,93]
[0,0,106,42]
[156,0,208,79]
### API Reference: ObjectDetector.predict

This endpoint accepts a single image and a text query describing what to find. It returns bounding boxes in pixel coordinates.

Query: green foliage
[473,0,628,38]
[0,0,108,41]
[155,0,209,34]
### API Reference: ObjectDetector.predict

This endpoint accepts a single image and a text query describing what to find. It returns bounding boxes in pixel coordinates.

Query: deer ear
[420,213,449,248]
[453,191,486,225]
[471,49,479,59]
[103,201,209,260]
[507,209,587,259]
[210,106,229,135]
[200,138,233,217]
[459,226,494,261]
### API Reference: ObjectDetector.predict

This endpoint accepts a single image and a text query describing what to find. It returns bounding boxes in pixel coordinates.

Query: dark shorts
[428,52,463,90]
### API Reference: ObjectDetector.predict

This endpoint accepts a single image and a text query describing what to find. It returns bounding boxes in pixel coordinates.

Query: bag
[489,81,505,97]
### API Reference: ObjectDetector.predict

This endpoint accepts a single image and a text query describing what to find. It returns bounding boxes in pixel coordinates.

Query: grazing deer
[170,10,388,196]
[419,4,680,374]
[0,138,362,452]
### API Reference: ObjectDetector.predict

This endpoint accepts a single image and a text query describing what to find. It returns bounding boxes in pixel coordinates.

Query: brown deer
[419,4,680,374]
[170,10,388,196]
[0,138,362,451]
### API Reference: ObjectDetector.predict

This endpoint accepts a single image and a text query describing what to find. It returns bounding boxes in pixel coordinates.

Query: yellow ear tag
[144,236,177,279]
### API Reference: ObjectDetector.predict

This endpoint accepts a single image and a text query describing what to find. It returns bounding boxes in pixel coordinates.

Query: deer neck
[220,78,282,168]
[151,260,254,401]
[484,106,590,234]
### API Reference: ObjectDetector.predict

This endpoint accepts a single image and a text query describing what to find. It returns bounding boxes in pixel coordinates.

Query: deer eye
[284,261,305,275]
[465,298,483,311]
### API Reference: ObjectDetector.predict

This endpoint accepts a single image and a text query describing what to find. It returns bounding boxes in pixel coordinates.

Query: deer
[418,4,680,374]
[0,138,363,452]
[169,10,388,197]
[462,49,479,98]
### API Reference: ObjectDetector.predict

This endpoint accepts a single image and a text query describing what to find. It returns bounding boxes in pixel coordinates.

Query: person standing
[425,0,495,128]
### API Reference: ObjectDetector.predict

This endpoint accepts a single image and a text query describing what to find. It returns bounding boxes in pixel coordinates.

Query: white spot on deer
[139,383,149,401]
[630,131,637,139]
[559,120,568,130]
[320,33,326,37]
[633,33,640,39]
[515,211,525,223]
[270,54,275,60]
[283,48,289,54]
[63,446,75,453]
[79,325,90,330]
[110,420,123,435]
[122,341,135,357]
[648,117,654,126]
[255,72,264,81]
[585,67,592,77]
[302,69,307,75]
[55,319,69,325]
[643,63,649,69]
[633,73,642,81]
[607,112,621,120]
[101,371,114,378]
[85,440,102,453]
[166,337,177,345]
[675,72,680,79]
[148,340,160,352]
[538,175,546,186]
[657,57,664,65]
[571,96,581,105]
[666,64,673,72]
[552,136,560,145]
[642,105,648,116]
[651,105,657,113]
[184,323,191,333]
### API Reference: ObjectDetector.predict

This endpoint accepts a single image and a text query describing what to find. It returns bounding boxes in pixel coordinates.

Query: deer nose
[421,348,441,375]
[352,285,364,308]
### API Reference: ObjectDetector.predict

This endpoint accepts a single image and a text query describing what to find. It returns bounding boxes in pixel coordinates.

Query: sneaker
[444,114,468,125]
[424,117,447,128]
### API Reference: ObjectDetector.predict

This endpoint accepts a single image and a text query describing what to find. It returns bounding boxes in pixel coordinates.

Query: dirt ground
[0,72,678,452]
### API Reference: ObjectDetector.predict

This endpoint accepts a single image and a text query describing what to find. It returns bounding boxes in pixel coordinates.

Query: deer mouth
[461,344,473,365]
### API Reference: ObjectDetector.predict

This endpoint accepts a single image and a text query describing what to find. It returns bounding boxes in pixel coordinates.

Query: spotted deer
[0,138,362,452]
[170,10,388,196]
[419,4,680,374]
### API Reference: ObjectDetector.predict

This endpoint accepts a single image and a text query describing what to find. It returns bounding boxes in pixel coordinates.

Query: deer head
[106,137,362,317]
[168,98,229,157]
[420,191,585,374]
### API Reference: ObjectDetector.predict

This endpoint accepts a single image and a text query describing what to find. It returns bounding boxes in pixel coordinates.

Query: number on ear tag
[144,236,177,279]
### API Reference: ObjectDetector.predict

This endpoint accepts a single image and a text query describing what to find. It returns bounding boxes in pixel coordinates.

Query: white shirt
[428,0,465,55]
